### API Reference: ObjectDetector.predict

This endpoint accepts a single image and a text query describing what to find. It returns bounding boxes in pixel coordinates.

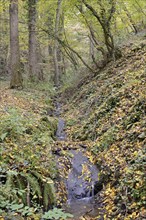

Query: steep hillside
[61,33,146,219]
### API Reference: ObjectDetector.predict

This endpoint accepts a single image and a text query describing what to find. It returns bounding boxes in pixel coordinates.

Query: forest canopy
[0,0,145,87]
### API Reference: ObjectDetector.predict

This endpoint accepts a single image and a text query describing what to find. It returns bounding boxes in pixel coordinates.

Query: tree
[28,0,39,81]
[5,0,146,87]
[54,0,63,86]
[0,1,8,75]
[9,0,23,88]
[82,0,118,60]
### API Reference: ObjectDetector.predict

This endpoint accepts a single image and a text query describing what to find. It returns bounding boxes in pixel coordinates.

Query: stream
[54,101,102,219]
[64,150,100,219]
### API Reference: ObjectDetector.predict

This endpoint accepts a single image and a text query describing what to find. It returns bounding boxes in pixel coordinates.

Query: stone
[138,132,146,140]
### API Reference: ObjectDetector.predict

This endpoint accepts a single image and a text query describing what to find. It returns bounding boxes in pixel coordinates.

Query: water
[64,150,99,219]
[64,197,97,219]
[55,102,101,219]
[56,118,66,140]
[66,150,98,199]
[54,101,66,141]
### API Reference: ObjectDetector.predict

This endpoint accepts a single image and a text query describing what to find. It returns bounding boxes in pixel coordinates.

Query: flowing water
[55,102,101,219]
[64,150,100,219]
[66,150,98,200]
[54,102,66,140]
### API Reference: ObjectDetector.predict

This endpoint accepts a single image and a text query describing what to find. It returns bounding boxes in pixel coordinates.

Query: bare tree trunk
[9,0,23,88]
[28,0,39,81]
[0,6,9,75]
[48,11,54,57]
[54,0,62,86]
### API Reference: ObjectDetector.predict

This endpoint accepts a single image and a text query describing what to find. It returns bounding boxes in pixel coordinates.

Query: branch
[40,27,95,73]
[82,0,102,26]
[76,4,106,57]
[108,0,116,23]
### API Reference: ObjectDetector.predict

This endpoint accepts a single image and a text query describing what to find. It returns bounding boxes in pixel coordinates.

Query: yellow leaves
[103,184,117,216]
[116,213,122,219]
[81,164,91,181]
[103,214,107,219]
[42,177,54,184]
[9,153,14,159]
[133,150,138,157]
[124,212,139,220]
[135,170,143,175]
[105,185,116,198]
[82,164,89,175]
[86,151,95,163]
[79,217,86,220]
[130,202,137,208]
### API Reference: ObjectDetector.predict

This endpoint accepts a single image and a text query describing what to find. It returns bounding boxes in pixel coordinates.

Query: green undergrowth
[0,84,59,219]
[62,35,146,219]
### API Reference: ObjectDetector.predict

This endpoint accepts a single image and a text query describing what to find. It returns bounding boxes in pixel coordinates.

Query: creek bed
[54,103,101,219]
[63,149,100,219]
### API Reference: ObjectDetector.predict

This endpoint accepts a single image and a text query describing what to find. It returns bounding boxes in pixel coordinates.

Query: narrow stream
[64,150,100,219]
[54,101,101,219]
[54,102,66,141]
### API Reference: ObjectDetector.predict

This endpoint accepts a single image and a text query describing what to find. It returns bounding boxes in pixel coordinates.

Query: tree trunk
[9,0,23,88]
[48,10,54,57]
[28,0,39,81]
[54,0,62,86]
[82,0,118,60]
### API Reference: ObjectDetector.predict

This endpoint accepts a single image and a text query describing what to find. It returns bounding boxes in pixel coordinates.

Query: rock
[138,132,146,140]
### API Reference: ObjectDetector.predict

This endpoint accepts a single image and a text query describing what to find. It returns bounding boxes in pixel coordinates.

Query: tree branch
[40,27,95,73]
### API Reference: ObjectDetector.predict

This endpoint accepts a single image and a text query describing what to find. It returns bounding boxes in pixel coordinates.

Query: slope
[60,32,146,219]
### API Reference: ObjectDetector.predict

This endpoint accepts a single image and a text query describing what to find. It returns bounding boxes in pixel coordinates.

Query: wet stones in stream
[54,102,102,218]
[67,150,99,201]
[56,148,100,219]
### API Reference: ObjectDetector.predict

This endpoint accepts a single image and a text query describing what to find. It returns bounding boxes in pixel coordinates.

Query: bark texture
[9,0,23,88]
[54,0,62,86]
[28,0,39,81]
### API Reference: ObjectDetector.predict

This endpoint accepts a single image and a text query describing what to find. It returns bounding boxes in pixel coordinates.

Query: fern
[0,172,20,204]
[43,178,56,211]
[1,170,56,212]
[15,175,27,204]
[31,170,43,180]
[24,173,42,200]
[30,171,56,210]
[5,172,19,201]
[5,172,14,190]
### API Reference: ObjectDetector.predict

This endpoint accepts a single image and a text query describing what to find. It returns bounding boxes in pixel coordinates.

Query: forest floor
[0,32,146,220]
[58,32,146,219]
